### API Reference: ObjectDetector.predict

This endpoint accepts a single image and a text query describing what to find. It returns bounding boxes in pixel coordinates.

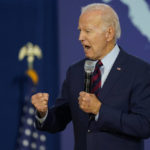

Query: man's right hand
[31,93,49,118]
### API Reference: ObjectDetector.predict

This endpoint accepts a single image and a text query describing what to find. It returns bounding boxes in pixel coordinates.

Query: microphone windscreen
[84,60,95,73]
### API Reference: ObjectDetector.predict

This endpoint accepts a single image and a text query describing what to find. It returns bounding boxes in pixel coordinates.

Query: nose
[79,31,85,41]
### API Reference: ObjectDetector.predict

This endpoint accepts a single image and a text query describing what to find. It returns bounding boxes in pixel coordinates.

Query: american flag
[16,70,47,150]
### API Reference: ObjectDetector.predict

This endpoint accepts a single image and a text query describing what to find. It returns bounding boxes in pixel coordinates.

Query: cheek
[91,38,102,50]
[88,33,106,50]
[89,37,99,48]
[96,36,107,48]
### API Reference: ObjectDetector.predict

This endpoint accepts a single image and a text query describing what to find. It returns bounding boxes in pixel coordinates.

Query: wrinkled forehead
[78,10,102,28]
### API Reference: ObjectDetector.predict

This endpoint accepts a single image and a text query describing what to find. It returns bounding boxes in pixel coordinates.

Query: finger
[43,93,49,100]
[78,95,82,101]
[32,93,43,103]
[36,93,43,98]
[79,100,87,108]
[32,97,48,108]
[31,94,39,105]
[38,107,48,113]
[78,97,84,106]
[38,93,49,102]
[37,98,48,106]
[79,91,86,96]
[35,103,48,111]
[31,93,40,101]
[42,100,48,105]
[78,99,81,106]
[79,103,89,113]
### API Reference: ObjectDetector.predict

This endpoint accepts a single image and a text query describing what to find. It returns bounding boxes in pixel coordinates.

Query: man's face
[78,11,110,60]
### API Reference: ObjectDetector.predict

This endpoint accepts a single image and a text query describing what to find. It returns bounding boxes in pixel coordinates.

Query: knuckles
[31,93,49,110]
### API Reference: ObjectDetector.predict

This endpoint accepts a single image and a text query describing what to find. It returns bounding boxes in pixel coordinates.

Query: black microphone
[84,60,95,93]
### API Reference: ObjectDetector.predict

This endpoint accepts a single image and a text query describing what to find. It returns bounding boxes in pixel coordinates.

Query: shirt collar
[101,44,120,70]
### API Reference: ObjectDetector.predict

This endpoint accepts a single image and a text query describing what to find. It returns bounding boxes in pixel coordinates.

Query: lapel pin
[117,67,121,71]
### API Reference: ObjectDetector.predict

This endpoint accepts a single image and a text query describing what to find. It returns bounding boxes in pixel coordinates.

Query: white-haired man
[32,3,150,150]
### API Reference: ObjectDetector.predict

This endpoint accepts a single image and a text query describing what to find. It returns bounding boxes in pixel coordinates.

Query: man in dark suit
[31,3,150,150]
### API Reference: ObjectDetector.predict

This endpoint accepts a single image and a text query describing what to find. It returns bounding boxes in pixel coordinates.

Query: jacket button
[88,130,91,133]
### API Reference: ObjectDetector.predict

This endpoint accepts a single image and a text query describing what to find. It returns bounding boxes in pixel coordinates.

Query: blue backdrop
[0,0,59,149]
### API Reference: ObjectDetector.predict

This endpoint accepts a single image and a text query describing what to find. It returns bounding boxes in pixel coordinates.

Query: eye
[86,30,90,33]
[78,28,81,32]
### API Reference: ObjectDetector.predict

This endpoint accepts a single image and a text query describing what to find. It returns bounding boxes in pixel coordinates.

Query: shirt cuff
[35,110,48,124]
[95,112,99,121]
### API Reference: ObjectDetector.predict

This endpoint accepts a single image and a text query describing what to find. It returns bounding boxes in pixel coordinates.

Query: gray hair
[81,3,121,41]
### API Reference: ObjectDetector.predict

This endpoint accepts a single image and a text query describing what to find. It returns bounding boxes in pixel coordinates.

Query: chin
[85,55,95,60]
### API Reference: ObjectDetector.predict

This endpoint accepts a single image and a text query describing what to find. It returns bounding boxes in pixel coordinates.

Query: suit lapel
[98,49,129,102]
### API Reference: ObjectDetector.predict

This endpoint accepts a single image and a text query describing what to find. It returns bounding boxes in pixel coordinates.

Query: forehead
[79,10,102,28]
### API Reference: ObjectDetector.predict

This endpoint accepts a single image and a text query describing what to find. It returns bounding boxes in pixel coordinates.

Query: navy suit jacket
[36,48,150,150]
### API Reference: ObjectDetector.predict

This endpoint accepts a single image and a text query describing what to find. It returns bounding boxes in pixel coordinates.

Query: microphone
[84,60,96,120]
[84,60,95,93]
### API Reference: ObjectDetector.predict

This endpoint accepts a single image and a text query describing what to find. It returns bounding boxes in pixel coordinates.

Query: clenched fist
[31,93,49,118]
[78,91,101,115]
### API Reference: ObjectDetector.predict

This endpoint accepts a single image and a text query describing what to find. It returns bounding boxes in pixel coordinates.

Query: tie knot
[96,60,103,68]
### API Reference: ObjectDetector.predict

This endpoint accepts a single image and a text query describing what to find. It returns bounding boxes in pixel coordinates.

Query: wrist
[94,101,101,115]
[37,111,47,118]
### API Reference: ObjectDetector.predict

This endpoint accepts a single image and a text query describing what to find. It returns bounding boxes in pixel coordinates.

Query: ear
[105,26,115,41]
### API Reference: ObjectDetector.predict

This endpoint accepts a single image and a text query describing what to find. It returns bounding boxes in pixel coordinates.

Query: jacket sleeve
[93,67,150,139]
[35,67,72,133]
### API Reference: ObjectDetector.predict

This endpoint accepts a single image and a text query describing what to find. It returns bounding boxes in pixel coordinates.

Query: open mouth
[84,45,91,50]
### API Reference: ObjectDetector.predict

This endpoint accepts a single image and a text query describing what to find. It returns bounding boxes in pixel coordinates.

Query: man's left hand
[78,91,102,115]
